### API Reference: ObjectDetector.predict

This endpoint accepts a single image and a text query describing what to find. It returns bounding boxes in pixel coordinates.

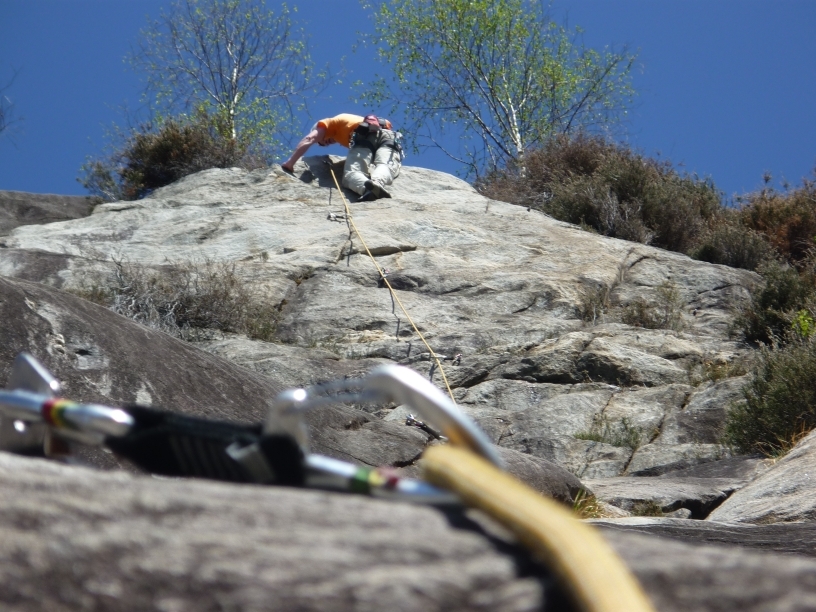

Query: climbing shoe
[364,180,392,199]
[358,190,376,202]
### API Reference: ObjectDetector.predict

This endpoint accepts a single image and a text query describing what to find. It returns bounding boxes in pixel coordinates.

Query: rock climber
[281,113,403,201]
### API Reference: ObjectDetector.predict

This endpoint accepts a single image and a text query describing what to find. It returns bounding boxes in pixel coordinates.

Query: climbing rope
[422,445,656,612]
[324,165,655,612]
[328,166,457,404]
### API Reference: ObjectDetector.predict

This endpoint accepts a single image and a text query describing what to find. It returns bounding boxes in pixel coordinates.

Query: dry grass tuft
[70,258,281,342]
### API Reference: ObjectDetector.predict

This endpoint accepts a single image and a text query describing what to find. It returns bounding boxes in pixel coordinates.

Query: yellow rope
[422,445,656,612]
[328,166,456,403]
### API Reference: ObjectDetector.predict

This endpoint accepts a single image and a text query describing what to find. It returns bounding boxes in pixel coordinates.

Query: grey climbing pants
[342,129,402,195]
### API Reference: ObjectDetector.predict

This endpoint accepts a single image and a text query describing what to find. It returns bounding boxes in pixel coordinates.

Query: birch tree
[363,0,636,176]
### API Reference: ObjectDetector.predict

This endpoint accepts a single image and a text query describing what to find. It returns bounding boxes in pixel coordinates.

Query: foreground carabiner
[0,353,467,504]
[265,364,504,468]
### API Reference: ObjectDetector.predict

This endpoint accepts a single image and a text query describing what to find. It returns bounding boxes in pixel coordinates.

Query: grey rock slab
[379,416,588,504]
[583,476,740,518]
[0,248,79,289]
[395,444,589,505]
[602,528,816,612]
[455,379,618,474]
[437,354,506,388]
[0,190,95,237]
[563,438,633,479]
[5,451,816,612]
[197,333,392,390]
[499,326,736,388]
[273,265,580,360]
[0,161,760,483]
[496,445,587,504]
[456,379,615,439]
[499,332,594,384]
[615,250,757,337]
[6,170,351,284]
[656,375,749,446]
[0,274,283,471]
[456,380,705,479]
[601,384,689,439]
[0,276,281,424]
[626,442,729,476]
[0,276,387,471]
[708,429,816,524]
[0,452,551,612]
[576,335,688,387]
[0,276,600,496]
[659,455,771,481]
[313,418,428,468]
[594,517,816,558]
[1,162,755,363]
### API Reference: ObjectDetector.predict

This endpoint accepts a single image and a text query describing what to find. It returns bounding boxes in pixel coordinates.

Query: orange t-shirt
[317,114,364,148]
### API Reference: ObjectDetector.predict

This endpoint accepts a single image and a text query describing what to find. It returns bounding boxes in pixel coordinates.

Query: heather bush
[620,281,685,331]
[735,259,816,345]
[738,172,816,267]
[80,109,267,201]
[477,134,722,254]
[690,209,776,271]
[574,414,650,452]
[723,338,816,456]
[74,258,280,342]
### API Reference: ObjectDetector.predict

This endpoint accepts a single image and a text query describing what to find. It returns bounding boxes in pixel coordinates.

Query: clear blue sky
[1,0,814,200]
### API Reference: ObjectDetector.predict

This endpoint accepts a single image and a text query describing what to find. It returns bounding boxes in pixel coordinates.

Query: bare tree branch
[0,69,22,137]
[129,0,325,146]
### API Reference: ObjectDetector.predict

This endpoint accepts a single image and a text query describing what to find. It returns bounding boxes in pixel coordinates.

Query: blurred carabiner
[265,364,503,469]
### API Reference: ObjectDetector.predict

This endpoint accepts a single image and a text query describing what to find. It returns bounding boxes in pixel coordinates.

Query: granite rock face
[0,276,280,424]
[601,528,816,612]
[0,453,551,612]
[0,275,582,499]
[583,476,741,518]
[593,516,816,558]
[0,159,757,478]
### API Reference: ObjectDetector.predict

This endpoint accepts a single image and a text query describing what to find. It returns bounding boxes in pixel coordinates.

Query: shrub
[575,415,649,452]
[735,260,816,345]
[631,501,664,517]
[686,357,750,386]
[75,258,280,342]
[738,171,816,267]
[80,109,267,201]
[572,491,606,519]
[578,284,611,325]
[723,339,816,456]
[477,134,722,254]
[691,214,776,271]
[620,281,684,331]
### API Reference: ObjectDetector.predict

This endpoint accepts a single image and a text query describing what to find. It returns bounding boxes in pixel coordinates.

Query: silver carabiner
[265,364,503,468]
